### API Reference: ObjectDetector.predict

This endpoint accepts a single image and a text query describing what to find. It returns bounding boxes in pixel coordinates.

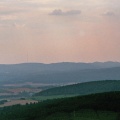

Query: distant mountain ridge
[0,62,120,85]
[0,61,120,73]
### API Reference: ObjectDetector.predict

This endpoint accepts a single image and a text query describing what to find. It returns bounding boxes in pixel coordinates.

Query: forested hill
[0,92,120,120]
[34,80,120,96]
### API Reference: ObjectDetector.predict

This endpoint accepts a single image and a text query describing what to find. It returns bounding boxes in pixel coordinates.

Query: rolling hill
[34,80,120,96]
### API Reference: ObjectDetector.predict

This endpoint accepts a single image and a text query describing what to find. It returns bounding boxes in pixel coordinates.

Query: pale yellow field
[0,100,38,107]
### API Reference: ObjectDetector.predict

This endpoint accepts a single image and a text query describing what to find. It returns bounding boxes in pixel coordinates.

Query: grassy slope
[33,95,77,101]
[0,92,120,120]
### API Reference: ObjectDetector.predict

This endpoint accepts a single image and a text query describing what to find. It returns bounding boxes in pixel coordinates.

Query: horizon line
[0,61,120,65]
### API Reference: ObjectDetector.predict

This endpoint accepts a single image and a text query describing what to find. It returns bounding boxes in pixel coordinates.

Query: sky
[0,0,120,64]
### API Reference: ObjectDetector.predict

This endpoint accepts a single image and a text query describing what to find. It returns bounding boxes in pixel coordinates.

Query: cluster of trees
[0,92,120,120]
[0,100,7,105]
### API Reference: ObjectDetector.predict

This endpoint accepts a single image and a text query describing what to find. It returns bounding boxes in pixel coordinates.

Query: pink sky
[0,0,120,64]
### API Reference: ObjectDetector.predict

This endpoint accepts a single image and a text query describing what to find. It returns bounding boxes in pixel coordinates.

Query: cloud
[50,9,81,16]
[102,11,115,16]
[50,9,63,15]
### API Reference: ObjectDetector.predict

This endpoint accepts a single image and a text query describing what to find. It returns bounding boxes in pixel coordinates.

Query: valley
[0,62,120,119]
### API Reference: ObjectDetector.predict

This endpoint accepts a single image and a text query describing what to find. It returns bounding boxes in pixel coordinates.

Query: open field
[0,82,56,100]
[0,99,38,107]
[0,85,42,100]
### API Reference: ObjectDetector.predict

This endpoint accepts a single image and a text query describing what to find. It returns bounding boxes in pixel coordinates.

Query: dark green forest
[0,92,120,120]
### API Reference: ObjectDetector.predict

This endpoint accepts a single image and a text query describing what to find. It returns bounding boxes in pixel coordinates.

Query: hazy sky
[0,0,120,64]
